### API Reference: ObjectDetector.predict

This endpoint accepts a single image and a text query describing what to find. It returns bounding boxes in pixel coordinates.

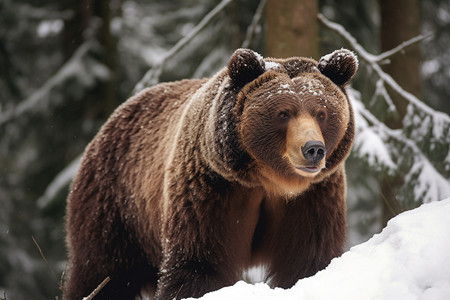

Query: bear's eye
[278,111,290,120]
[317,111,326,121]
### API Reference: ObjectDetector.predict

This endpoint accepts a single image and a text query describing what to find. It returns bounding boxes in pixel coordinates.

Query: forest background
[0,0,449,299]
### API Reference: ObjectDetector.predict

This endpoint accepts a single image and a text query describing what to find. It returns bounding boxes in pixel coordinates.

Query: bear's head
[227,48,358,195]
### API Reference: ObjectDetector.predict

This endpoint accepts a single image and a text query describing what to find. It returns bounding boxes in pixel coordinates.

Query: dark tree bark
[62,0,117,116]
[266,0,318,59]
[380,0,422,128]
[379,0,422,226]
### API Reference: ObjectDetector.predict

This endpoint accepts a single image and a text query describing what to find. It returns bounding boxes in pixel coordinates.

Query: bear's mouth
[296,166,321,173]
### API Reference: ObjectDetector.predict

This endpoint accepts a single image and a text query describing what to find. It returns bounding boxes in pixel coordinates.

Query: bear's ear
[318,49,358,86]
[228,48,265,88]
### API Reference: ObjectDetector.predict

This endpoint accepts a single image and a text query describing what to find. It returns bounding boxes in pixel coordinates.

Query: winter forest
[0,0,449,299]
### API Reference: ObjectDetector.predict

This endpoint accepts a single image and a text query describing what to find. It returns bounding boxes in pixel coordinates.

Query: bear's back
[67,79,206,258]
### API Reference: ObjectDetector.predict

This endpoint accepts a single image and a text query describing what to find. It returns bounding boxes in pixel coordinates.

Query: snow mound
[192,198,450,300]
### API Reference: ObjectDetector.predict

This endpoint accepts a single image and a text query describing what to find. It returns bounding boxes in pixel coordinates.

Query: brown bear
[64,48,358,300]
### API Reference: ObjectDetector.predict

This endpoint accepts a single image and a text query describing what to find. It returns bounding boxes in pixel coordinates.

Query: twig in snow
[133,0,233,93]
[241,0,267,48]
[82,276,111,300]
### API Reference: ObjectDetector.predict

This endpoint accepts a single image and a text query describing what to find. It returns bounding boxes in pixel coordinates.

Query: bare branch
[32,236,58,281]
[82,277,111,300]
[133,0,233,93]
[241,0,267,48]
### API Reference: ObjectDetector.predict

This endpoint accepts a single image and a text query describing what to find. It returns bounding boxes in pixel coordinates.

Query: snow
[318,48,359,70]
[372,79,396,113]
[37,19,64,38]
[264,61,281,70]
[406,160,450,204]
[351,90,397,173]
[190,198,450,300]
[354,127,396,173]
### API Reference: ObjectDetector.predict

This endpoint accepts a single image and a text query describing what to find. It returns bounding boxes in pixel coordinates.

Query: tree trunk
[379,0,421,226]
[94,0,117,116]
[61,0,92,60]
[62,0,117,117]
[380,0,422,128]
[266,0,318,59]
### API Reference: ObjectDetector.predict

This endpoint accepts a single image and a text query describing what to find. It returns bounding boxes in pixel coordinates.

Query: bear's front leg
[155,186,243,299]
[265,170,347,288]
[156,254,236,299]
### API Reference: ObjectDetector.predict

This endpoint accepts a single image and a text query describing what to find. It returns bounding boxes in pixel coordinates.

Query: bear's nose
[301,141,326,164]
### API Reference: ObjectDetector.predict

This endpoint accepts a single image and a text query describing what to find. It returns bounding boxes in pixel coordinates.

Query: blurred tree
[266,0,318,58]
[0,0,113,298]
[62,0,117,115]
[420,0,450,114]
[379,0,422,226]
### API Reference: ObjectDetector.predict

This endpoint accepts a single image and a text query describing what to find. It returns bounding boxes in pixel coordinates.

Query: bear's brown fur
[64,48,358,300]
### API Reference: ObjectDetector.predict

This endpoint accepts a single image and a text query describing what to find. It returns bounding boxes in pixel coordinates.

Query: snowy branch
[318,13,450,175]
[0,41,109,126]
[353,93,450,203]
[320,10,450,203]
[241,0,267,48]
[371,79,396,113]
[317,13,447,122]
[133,0,233,93]
[375,33,433,63]
[356,93,425,159]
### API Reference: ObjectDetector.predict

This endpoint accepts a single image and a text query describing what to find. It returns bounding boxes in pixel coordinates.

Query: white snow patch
[37,19,64,38]
[421,59,440,77]
[351,92,397,173]
[252,50,264,62]
[318,48,359,69]
[192,198,450,300]
[354,127,397,172]
[406,160,450,203]
[264,61,281,70]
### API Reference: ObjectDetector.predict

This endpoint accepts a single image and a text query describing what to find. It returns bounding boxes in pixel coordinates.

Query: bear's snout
[301,141,326,164]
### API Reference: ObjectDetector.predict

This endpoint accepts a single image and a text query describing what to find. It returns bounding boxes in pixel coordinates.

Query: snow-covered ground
[190,198,450,300]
